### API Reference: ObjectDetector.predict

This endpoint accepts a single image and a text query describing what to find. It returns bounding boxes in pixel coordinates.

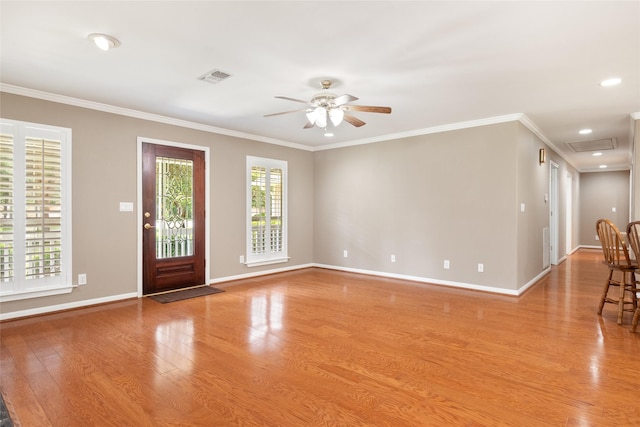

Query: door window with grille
[155,156,194,258]
[0,119,72,302]
[246,156,288,267]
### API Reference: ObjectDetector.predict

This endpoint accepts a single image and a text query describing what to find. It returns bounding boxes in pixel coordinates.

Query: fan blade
[333,94,358,106]
[344,105,392,114]
[264,108,308,117]
[344,114,366,127]
[275,96,309,104]
[303,122,315,129]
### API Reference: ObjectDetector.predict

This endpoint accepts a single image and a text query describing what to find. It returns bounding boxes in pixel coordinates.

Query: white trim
[0,284,73,302]
[136,137,211,297]
[315,114,526,152]
[3,84,582,171]
[0,292,137,321]
[210,263,315,285]
[213,263,548,297]
[518,268,552,295]
[1,83,312,152]
[579,245,602,250]
[2,84,595,173]
[313,264,522,296]
[2,263,552,320]
[245,257,290,268]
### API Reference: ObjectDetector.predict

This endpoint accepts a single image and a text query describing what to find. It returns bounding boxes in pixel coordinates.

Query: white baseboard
[579,245,601,250]
[312,264,526,296]
[210,263,315,286]
[0,292,138,321]
[213,262,551,296]
[2,261,553,321]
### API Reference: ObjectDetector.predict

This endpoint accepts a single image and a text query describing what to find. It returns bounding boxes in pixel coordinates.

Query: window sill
[245,257,290,268]
[0,285,73,302]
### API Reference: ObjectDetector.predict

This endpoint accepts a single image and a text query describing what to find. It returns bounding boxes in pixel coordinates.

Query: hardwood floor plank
[2,249,640,425]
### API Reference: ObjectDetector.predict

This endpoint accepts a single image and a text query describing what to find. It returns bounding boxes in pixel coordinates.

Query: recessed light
[579,129,592,135]
[324,132,334,137]
[599,165,608,169]
[600,77,621,87]
[593,152,603,156]
[88,33,120,51]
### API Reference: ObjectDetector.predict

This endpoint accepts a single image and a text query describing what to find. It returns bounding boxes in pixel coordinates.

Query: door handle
[144,223,155,230]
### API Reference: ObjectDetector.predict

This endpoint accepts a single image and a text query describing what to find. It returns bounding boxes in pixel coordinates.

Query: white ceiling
[1,1,639,172]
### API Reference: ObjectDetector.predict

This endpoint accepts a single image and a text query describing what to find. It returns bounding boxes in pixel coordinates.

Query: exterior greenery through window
[246,156,287,266]
[0,119,72,302]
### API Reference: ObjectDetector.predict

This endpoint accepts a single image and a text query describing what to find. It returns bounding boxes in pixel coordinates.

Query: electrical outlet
[78,273,87,285]
[343,250,348,258]
[595,235,599,241]
[391,254,396,263]
[478,264,484,273]
[239,255,245,264]
[444,260,450,269]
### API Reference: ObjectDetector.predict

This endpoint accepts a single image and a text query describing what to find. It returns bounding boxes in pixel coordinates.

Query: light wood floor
[2,249,640,426]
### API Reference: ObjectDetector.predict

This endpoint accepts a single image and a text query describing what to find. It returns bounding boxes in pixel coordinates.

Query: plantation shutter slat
[0,133,14,283]
[24,137,62,280]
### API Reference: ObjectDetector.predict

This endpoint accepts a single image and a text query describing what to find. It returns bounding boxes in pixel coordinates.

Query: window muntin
[246,157,287,266]
[0,120,72,301]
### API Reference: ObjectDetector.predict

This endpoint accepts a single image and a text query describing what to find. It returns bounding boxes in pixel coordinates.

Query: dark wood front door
[142,143,205,294]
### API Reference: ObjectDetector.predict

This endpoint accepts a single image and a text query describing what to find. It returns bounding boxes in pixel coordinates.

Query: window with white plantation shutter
[246,156,288,267]
[0,120,72,302]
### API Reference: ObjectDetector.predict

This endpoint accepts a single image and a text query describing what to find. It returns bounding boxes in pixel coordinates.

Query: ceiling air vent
[198,69,231,84]
[566,138,617,152]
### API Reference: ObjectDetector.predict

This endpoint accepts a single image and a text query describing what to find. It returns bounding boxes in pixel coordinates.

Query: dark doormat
[149,286,225,304]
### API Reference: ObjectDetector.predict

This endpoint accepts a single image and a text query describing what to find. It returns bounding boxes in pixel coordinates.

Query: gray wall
[313,121,574,292]
[0,92,314,316]
[579,170,630,245]
[1,91,590,318]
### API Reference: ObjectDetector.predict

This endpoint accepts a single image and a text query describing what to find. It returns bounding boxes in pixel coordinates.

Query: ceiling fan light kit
[265,79,392,131]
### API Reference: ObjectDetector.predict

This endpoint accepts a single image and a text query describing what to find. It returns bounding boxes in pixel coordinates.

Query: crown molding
[0,84,313,152]
[0,83,578,170]
[314,114,526,152]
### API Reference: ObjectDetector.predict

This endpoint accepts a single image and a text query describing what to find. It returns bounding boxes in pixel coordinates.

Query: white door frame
[136,136,211,297]
[550,161,559,265]
[565,172,573,255]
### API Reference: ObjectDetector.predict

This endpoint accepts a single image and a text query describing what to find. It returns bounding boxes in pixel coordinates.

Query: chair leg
[633,272,639,310]
[598,269,614,315]
[617,271,627,325]
[632,307,640,333]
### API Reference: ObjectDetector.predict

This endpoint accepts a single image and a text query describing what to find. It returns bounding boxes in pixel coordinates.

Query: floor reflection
[248,291,284,353]
[154,318,194,372]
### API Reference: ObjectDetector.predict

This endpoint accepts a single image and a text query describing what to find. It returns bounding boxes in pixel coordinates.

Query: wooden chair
[625,220,640,332]
[596,219,638,325]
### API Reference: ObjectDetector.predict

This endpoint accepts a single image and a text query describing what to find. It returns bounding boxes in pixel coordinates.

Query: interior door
[142,143,205,294]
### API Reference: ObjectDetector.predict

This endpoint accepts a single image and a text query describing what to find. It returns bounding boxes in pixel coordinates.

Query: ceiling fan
[264,80,392,129]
